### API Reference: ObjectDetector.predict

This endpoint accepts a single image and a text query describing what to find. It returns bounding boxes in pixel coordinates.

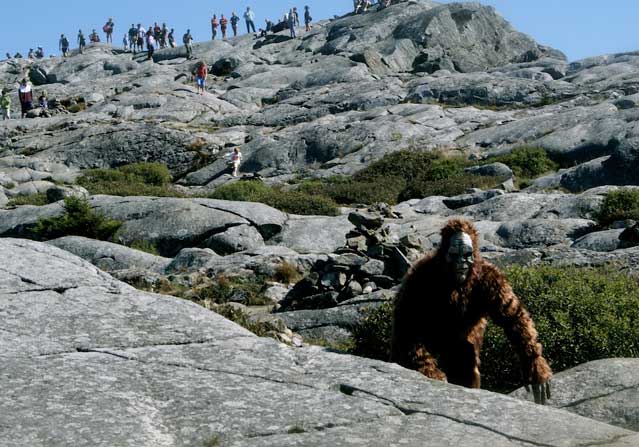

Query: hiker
[378,0,392,10]
[128,24,138,53]
[230,12,240,37]
[35,47,44,59]
[288,9,297,38]
[265,19,274,32]
[194,61,207,95]
[168,28,176,48]
[27,48,35,59]
[153,23,161,46]
[122,34,129,51]
[211,14,219,40]
[18,79,33,119]
[103,18,114,43]
[78,30,86,53]
[137,24,146,54]
[59,34,69,57]
[4,53,10,60]
[292,7,300,27]
[229,147,242,177]
[304,6,312,32]
[146,30,155,60]
[90,29,100,43]
[183,29,194,58]
[1,88,11,120]
[244,7,256,34]
[14,52,23,59]
[220,14,228,40]
[160,23,169,48]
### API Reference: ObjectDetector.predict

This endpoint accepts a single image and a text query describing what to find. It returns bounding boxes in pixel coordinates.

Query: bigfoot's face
[445,231,474,284]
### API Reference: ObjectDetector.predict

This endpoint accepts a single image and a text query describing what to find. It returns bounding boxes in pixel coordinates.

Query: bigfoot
[390,218,552,404]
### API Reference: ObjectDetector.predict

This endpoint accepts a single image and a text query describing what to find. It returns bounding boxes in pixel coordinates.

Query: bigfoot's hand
[524,356,552,404]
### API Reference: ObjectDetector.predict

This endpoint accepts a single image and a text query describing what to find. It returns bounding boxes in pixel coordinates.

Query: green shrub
[489,147,558,179]
[78,162,181,197]
[209,180,340,216]
[6,192,50,207]
[214,303,276,337]
[33,196,122,241]
[297,176,402,206]
[350,265,639,392]
[273,262,302,284]
[118,162,172,186]
[596,189,639,226]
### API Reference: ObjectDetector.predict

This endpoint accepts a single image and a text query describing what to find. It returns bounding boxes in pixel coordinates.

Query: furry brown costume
[390,218,552,403]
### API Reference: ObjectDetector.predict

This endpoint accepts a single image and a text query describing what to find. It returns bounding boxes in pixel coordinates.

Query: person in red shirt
[194,62,207,95]
[220,15,229,40]
[211,14,219,40]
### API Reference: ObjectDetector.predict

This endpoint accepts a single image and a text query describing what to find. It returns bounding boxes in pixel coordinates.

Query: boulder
[204,224,265,255]
[511,359,639,432]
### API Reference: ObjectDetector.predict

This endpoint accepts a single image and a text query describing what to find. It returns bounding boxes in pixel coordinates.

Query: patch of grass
[287,426,306,434]
[6,192,50,207]
[203,435,221,447]
[397,175,502,202]
[129,240,160,256]
[596,189,639,227]
[350,265,639,393]
[214,303,278,337]
[78,162,183,197]
[33,196,122,241]
[198,275,273,306]
[209,180,340,216]
[488,147,558,179]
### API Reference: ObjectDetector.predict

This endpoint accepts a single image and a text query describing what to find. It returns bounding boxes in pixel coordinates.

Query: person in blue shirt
[244,7,256,34]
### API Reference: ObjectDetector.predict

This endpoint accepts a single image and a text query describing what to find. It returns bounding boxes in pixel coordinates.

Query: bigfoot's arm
[483,264,552,403]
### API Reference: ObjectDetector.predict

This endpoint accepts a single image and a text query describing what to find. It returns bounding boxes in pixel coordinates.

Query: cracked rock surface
[2,238,639,446]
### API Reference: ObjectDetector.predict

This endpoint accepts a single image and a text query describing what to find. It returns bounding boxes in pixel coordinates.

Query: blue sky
[1,1,638,61]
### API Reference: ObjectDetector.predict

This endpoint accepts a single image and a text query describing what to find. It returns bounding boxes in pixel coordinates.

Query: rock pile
[277,205,420,312]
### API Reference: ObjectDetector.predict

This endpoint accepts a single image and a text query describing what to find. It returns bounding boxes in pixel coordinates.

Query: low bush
[273,262,302,284]
[209,180,340,216]
[214,304,277,337]
[350,265,639,392]
[6,192,50,207]
[78,162,181,197]
[129,240,160,256]
[596,188,639,226]
[398,175,502,202]
[489,147,558,179]
[33,196,122,241]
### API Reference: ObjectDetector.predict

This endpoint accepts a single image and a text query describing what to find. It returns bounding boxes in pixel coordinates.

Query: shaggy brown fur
[390,218,552,388]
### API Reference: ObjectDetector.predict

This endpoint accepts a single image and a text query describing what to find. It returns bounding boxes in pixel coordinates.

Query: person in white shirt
[230,147,242,177]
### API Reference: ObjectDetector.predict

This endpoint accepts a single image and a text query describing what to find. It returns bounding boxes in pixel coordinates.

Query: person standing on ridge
[220,14,228,40]
[77,30,86,54]
[103,18,114,43]
[128,24,137,53]
[230,12,240,37]
[89,29,100,43]
[59,34,69,57]
[292,7,300,27]
[183,29,194,58]
[1,88,11,120]
[211,14,219,40]
[161,23,169,48]
[27,49,35,59]
[244,7,256,34]
[168,29,176,48]
[137,24,146,54]
[146,30,155,60]
[288,9,296,38]
[194,61,207,95]
[304,6,312,32]
[122,34,129,51]
[18,79,33,119]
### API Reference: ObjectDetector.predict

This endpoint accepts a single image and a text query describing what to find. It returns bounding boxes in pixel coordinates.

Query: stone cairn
[277,203,424,312]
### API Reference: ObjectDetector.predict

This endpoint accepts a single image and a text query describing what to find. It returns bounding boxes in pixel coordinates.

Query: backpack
[102,24,111,33]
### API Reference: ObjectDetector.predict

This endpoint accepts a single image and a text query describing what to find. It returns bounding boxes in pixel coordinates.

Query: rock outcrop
[2,238,639,446]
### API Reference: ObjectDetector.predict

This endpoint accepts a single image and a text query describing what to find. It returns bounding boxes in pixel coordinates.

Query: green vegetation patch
[33,196,122,241]
[596,188,639,226]
[488,147,559,179]
[350,265,639,392]
[6,192,50,207]
[209,180,340,216]
[198,275,274,306]
[78,162,183,197]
